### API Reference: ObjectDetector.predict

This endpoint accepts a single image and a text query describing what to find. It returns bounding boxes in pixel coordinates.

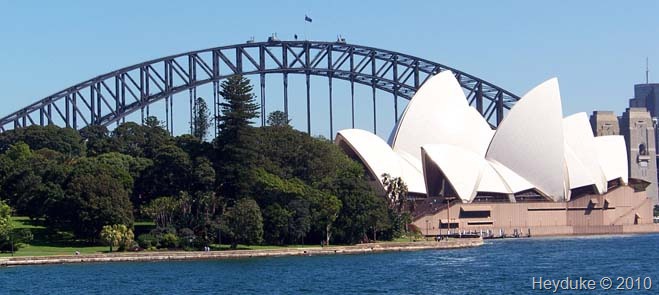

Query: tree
[134,145,192,205]
[215,75,260,200]
[382,174,414,237]
[309,193,341,245]
[286,198,311,244]
[381,173,410,214]
[142,197,181,229]
[327,160,388,244]
[0,201,11,242]
[369,203,391,242]
[176,134,213,161]
[193,97,211,141]
[66,161,134,240]
[266,110,290,127]
[220,198,263,249]
[191,157,216,194]
[112,118,172,158]
[79,125,115,156]
[0,125,86,157]
[262,204,291,245]
[0,201,25,253]
[0,144,70,220]
[100,224,134,252]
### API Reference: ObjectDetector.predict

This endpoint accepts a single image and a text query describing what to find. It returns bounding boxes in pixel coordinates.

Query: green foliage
[0,125,86,157]
[135,145,192,202]
[139,226,180,249]
[67,160,134,240]
[142,197,180,229]
[100,224,134,252]
[253,168,341,245]
[112,118,172,158]
[137,233,156,249]
[215,75,260,200]
[221,198,263,248]
[177,228,197,249]
[262,203,291,245]
[79,125,115,156]
[0,228,33,253]
[0,201,11,238]
[193,97,211,141]
[328,161,390,244]
[266,110,291,127]
[191,157,216,193]
[0,101,386,248]
[0,144,70,219]
[381,173,411,214]
[95,152,152,180]
[161,232,179,249]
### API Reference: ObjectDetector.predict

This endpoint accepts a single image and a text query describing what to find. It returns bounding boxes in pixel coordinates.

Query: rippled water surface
[2,234,658,294]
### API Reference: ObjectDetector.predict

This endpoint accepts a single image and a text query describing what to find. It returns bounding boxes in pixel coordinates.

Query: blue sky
[1,0,658,136]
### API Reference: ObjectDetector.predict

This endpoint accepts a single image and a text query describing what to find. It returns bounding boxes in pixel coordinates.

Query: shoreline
[0,238,483,267]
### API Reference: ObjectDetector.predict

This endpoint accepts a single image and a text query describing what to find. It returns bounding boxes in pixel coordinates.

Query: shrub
[0,228,33,252]
[178,228,196,250]
[100,224,134,252]
[137,233,156,249]
[161,233,179,249]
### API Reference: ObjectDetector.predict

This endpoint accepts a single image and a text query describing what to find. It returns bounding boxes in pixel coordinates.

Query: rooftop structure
[336,71,629,203]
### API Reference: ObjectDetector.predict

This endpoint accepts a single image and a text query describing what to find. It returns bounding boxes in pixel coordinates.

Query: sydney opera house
[335,71,657,237]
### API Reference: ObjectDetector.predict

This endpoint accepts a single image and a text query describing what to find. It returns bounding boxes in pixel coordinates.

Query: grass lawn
[1,216,109,257]
[210,244,323,251]
[3,217,421,257]
[0,244,108,257]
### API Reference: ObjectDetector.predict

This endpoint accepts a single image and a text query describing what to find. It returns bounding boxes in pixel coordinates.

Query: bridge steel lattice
[0,40,521,136]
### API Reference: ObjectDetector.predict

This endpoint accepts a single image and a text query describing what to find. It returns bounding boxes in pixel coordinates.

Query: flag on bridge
[305,15,312,23]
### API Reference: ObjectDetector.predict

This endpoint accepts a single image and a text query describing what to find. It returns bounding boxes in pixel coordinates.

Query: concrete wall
[413,186,657,237]
[590,111,620,136]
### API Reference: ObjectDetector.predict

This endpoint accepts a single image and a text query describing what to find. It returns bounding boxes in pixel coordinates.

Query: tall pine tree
[215,75,260,200]
[192,97,211,141]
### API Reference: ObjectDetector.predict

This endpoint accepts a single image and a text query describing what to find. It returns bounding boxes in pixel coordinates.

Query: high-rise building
[630,84,659,116]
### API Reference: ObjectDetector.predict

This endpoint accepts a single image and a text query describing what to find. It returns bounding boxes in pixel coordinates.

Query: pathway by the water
[1,234,657,294]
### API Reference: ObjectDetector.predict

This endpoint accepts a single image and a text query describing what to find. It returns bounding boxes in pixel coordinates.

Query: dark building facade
[630,84,659,151]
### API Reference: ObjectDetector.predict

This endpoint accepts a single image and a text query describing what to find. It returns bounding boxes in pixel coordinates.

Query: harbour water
[2,234,658,294]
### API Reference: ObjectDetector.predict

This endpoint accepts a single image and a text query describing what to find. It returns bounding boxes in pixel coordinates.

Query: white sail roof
[421,144,482,202]
[391,71,493,161]
[563,112,608,193]
[487,160,535,193]
[334,73,631,204]
[422,144,511,202]
[564,145,595,195]
[476,160,512,195]
[486,78,568,201]
[335,129,426,194]
[594,135,629,185]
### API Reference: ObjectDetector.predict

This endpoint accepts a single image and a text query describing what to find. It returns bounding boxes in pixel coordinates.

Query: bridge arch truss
[0,40,520,136]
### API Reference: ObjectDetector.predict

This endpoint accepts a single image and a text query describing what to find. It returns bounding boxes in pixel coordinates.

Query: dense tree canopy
[0,125,86,157]
[0,76,409,250]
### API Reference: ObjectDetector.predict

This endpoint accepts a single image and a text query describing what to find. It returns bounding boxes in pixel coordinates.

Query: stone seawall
[0,238,483,267]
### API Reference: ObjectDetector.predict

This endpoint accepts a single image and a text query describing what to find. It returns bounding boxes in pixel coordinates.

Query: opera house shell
[336,71,657,237]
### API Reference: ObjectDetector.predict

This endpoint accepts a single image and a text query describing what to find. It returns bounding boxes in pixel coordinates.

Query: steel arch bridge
[0,40,521,136]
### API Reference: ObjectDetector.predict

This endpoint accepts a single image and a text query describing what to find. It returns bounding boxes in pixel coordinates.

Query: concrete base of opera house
[412,185,659,237]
